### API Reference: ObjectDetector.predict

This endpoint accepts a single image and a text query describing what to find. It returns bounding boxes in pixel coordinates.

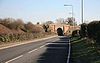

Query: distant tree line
[56,17,77,26]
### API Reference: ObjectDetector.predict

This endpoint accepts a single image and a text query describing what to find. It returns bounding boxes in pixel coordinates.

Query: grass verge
[0,32,56,48]
[70,37,100,63]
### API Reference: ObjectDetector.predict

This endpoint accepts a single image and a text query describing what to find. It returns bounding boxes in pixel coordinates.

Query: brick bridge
[49,24,80,35]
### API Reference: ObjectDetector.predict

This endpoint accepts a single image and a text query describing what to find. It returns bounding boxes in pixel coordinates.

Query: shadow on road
[36,37,69,63]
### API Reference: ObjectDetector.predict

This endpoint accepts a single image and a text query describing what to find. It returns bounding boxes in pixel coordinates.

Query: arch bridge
[49,24,80,35]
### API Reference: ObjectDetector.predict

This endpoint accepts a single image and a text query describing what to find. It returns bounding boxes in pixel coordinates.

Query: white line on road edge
[5,55,23,63]
[67,39,71,63]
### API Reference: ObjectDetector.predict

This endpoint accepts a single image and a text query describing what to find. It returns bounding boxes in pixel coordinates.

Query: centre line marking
[28,43,48,53]
[28,49,38,53]
[5,43,50,63]
[5,55,23,63]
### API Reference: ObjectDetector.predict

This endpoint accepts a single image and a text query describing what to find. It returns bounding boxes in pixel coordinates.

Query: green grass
[71,37,100,63]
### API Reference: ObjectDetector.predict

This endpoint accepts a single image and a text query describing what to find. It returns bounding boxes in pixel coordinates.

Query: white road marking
[28,49,38,53]
[67,39,71,63]
[28,41,68,54]
[5,55,23,63]
[5,43,50,63]
[39,44,47,48]
[5,37,70,63]
[28,43,48,53]
[5,44,47,63]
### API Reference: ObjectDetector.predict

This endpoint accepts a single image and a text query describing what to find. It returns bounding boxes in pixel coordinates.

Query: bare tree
[42,24,49,32]
[66,17,75,25]
[45,21,54,25]
[56,18,66,24]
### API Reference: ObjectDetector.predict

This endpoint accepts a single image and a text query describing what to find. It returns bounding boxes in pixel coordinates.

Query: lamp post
[81,0,84,23]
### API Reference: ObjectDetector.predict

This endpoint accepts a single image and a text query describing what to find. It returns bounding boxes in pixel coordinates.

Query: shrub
[0,18,54,43]
[96,31,100,44]
[87,21,100,39]
[72,30,79,37]
[80,23,87,38]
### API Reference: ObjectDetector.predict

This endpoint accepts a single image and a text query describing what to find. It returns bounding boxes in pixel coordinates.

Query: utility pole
[81,0,84,23]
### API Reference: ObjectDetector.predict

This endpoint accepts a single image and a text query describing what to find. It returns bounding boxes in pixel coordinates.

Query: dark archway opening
[57,28,64,36]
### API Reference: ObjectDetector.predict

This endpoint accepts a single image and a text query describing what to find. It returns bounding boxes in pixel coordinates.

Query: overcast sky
[0,0,100,24]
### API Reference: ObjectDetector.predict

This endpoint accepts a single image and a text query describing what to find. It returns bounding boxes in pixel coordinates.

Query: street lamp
[64,4,75,31]
[64,5,73,19]
[64,5,75,26]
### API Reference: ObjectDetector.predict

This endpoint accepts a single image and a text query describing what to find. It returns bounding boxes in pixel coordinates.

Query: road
[0,36,70,63]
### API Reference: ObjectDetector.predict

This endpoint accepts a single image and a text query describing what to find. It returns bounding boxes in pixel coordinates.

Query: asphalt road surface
[0,36,70,63]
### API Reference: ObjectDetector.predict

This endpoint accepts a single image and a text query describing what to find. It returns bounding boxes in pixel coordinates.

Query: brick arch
[49,24,80,35]
[49,24,70,33]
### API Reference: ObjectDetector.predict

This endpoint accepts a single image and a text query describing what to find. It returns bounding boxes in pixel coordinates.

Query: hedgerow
[79,21,100,45]
[0,18,54,43]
